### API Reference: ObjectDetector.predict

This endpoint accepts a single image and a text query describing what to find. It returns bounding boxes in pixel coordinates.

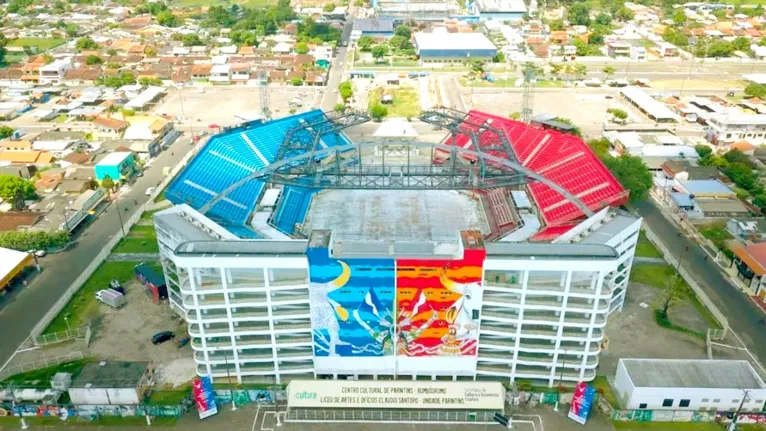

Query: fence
[2,402,190,420]
[612,409,766,425]
[29,135,209,340]
[643,226,730,336]
[0,352,84,381]
[33,326,89,347]
[287,408,498,423]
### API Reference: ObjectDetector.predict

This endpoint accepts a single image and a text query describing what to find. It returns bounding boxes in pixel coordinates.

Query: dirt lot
[599,282,709,378]
[466,89,625,139]
[7,279,195,388]
[154,86,324,127]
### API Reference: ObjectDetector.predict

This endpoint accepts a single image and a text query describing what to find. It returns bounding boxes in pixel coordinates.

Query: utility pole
[553,350,569,411]
[728,390,750,431]
[114,196,127,240]
[221,349,237,411]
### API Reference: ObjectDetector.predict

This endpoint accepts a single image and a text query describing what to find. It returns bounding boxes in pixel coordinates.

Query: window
[733,400,740,404]
[679,399,690,408]
[662,399,673,407]
[701,398,709,403]
[639,403,647,409]
[713,399,721,403]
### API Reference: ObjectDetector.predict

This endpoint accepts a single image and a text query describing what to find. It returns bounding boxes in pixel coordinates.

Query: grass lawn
[635,231,663,258]
[141,208,165,221]
[535,80,566,88]
[368,87,420,118]
[630,263,678,289]
[53,113,68,123]
[44,261,141,334]
[698,221,733,250]
[591,375,619,409]
[147,387,190,404]
[7,37,66,51]
[112,224,159,253]
[1,359,90,388]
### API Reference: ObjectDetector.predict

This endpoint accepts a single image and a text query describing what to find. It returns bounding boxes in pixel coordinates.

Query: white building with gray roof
[614,359,766,411]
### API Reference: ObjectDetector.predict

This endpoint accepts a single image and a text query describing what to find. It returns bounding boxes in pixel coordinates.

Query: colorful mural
[307,247,396,357]
[395,247,486,357]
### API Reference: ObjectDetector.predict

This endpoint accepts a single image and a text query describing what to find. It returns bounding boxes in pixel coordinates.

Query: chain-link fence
[287,408,497,423]
[33,327,89,347]
[0,352,84,382]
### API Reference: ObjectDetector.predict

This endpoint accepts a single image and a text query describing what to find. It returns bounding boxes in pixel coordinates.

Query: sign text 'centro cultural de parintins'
[286,380,505,410]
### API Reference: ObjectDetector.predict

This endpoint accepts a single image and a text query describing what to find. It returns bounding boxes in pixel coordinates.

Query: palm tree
[602,65,616,80]
[574,63,588,80]
[549,63,563,80]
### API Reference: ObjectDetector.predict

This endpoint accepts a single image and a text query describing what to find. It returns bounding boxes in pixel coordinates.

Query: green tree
[339,81,353,101]
[603,155,653,202]
[602,64,616,79]
[357,35,374,51]
[182,34,203,47]
[615,6,634,21]
[573,63,588,80]
[291,77,304,86]
[389,35,410,50]
[595,12,612,25]
[659,270,690,320]
[156,10,180,27]
[139,77,163,86]
[0,230,70,251]
[553,117,582,136]
[65,23,78,37]
[395,25,411,39]
[85,54,103,65]
[0,174,36,209]
[369,103,388,121]
[672,8,686,26]
[723,148,752,167]
[694,144,712,159]
[101,175,115,192]
[295,42,309,54]
[75,36,99,52]
[662,28,688,47]
[607,108,628,120]
[42,54,54,64]
[0,125,14,139]
[334,103,346,112]
[493,52,505,63]
[587,137,611,159]
[371,44,389,59]
[106,48,118,56]
[549,63,563,79]
[568,2,591,26]
[549,19,565,31]
[733,37,751,52]
[745,83,766,99]
[323,2,336,12]
[508,112,521,120]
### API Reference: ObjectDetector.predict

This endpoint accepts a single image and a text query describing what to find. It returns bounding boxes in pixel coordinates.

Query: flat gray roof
[175,240,308,257]
[72,362,149,389]
[485,242,619,260]
[580,214,637,245]
[621,359,766,389]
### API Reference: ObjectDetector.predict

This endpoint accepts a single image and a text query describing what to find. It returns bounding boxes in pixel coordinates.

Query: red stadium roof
[446,110,628,227]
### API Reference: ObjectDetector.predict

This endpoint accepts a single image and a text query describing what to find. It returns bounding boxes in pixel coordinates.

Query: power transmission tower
[259,71,271,121]
[521,70,535,124]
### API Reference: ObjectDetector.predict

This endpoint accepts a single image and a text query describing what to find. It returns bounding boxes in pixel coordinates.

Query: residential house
[0,150,55,165]
[191,64,212,82]
[0,138,32,152]
[549,31,568,45]
[39,59,72,85]
[230,63,251,84]
[31,131,86,158]
[92,117,130,141]
[122,116,174,157]
[63,68,101,86]
[607,41,632,58]
[59,152,91,168]
[210,64,231,84]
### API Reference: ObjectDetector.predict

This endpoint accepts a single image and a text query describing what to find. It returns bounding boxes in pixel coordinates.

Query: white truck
[95,289,126,309]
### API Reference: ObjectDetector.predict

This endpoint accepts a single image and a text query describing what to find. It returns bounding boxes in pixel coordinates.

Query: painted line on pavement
[250,405,261,431]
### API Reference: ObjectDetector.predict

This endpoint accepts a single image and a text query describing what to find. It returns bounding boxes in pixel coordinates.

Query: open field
[7,37,66,51]
[635,231,663,258]
[368,87,420,118]
[43,261,141,334]
[113,224,160,253]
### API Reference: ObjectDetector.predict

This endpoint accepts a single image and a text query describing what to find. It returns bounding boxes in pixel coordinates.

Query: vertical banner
[568,382,596,425]
[192,376,218,420]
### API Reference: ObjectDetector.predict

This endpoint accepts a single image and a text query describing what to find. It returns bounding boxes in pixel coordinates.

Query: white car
[145,187,156,196]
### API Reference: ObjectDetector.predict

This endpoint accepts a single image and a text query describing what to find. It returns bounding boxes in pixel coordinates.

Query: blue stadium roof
[165,110,348,238]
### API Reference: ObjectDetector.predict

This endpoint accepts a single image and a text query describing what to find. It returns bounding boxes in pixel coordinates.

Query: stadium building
[155,108,640,387]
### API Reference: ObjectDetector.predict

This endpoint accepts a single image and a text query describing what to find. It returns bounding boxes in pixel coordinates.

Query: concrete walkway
[106,253,160,262]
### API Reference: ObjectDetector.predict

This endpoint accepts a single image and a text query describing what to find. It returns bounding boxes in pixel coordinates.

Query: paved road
[320,10,355,112]
[634,199,766,363]
[0,136,193,369]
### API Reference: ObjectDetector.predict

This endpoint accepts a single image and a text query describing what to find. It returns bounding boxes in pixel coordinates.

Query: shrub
[0,230,70,251]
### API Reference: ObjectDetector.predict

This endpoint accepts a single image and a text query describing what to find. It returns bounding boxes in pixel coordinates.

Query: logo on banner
[192,376,218,420]
[568,382,596,425]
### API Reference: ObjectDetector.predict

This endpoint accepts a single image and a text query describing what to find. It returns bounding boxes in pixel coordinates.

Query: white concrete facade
[155,206,640,386]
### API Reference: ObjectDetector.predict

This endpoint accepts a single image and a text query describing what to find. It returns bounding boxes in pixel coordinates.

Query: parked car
[145,187,156,196]
[152,331,175,345]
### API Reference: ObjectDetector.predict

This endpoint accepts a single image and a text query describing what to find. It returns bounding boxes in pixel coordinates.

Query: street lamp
[553,349,570,411]
[64,314,70,332]
[728,390,751,431]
